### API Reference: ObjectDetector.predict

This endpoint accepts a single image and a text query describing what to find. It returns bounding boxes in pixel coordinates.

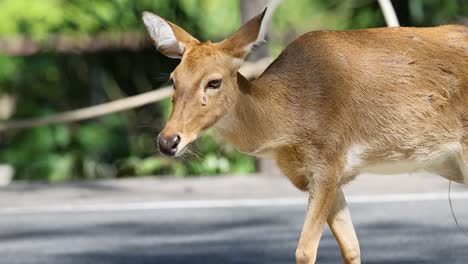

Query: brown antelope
[142,6,468,264]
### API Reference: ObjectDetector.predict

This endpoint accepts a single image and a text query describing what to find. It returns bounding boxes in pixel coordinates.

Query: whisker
[177,154,187,162]
[135,123,157,129]
[152,73,171,83]
[186,148,203,162]
[186,143,204,159]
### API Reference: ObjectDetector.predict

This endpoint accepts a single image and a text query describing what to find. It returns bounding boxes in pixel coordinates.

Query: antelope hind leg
[327,187,361,264]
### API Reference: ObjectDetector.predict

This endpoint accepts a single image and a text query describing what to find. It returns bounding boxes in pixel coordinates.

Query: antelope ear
[142,11,199,59]
[219,2,278,61]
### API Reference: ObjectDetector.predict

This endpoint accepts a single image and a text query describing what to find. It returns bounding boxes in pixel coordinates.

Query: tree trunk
[240,0,281,176]
[240,0,270,61]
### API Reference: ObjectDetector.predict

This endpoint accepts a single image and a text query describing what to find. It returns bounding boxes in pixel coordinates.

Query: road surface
[0,173,467,264]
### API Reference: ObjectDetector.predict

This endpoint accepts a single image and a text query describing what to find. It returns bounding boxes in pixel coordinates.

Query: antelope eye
[207,79,222,89]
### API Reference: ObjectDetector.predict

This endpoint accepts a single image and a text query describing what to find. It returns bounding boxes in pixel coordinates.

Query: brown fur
[143,10,468,264]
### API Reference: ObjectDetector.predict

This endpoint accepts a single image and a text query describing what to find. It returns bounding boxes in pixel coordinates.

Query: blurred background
[1,2,468,264]
[0,0,466,183]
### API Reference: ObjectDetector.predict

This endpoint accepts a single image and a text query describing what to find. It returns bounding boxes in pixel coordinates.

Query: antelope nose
[157,133,181,156]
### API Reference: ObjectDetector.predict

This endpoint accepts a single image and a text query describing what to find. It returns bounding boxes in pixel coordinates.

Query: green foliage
[1,115,128,181]
[0,0,465,181]
[115,131,255,178]
[0,0,241,42]
[408,0,466,25]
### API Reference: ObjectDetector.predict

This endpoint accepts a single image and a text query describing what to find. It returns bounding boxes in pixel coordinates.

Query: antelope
[142,6,468,264]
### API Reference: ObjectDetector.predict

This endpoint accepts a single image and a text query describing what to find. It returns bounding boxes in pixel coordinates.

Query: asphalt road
[0,174,467,264]
[1,198,468,263]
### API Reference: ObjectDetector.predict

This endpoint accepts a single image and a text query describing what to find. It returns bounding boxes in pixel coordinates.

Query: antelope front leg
[327,187,361,264]
[295,171,339,264]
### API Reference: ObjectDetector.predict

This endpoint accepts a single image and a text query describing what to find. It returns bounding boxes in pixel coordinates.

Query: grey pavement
[0,173,467,263]
[1,173,467,208]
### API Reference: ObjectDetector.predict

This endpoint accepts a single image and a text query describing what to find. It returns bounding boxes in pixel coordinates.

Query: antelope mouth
[158,129,204,157]
[157,132,193,157]
[173,134,198,157]
[174,143,190,157]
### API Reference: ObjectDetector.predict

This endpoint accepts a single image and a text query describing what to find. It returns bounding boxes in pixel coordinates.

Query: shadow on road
[1,204,467,264]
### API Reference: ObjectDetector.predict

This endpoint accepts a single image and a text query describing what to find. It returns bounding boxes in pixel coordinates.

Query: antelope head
[142,8,270,156]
